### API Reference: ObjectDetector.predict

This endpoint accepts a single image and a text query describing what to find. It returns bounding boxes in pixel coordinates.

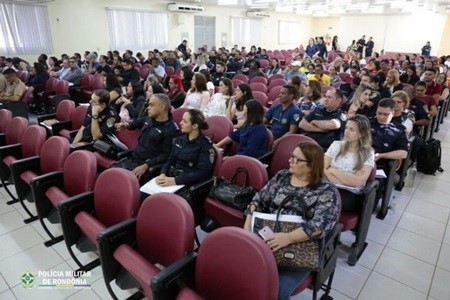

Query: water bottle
[405,165,417,188]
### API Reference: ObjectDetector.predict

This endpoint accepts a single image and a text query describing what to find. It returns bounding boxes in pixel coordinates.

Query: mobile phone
[258,226,275,240]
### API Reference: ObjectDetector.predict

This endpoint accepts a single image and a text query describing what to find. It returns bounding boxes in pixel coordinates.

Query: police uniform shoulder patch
[209,148,215,164]
[106,117,116,128]
[293,114,300,122]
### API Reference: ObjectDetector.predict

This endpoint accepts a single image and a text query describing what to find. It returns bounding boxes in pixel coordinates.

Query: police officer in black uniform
[299,88,346,150]
[114,93,180,183]
[72,89,119,145]
[371,98,409,203]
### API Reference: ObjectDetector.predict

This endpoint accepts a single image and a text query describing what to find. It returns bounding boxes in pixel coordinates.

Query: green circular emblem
[21,272,35,287]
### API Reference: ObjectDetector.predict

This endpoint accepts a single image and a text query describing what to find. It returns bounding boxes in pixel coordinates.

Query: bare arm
[375,150,407,161]
[72,126,85,143]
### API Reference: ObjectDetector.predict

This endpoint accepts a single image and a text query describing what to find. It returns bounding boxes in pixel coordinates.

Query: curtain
[0,3,53,55]
[107,8,168,50]
[279,21,302,45]
[231,17,262,46]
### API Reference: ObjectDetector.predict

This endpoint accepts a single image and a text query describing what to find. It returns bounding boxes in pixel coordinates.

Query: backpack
[416,138,444,175]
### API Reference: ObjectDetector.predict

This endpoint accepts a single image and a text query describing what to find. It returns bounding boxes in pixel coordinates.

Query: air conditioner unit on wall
[167,3,205,13]
[246,11,271,18]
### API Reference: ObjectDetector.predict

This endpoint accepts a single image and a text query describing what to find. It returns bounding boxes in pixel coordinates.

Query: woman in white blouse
[182,73,211,111]
[324,114,375,211]
[203,78,233,117]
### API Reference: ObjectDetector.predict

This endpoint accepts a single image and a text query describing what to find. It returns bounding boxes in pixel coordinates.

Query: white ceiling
[177,0,450,16]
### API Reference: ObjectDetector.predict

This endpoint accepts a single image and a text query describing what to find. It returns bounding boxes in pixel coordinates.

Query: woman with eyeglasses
[243,141,340,300]
[324,114,375,210]
[391,91,415,136]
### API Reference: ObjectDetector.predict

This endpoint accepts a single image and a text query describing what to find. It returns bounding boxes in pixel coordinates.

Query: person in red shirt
[415,80,438,116]
[424,68,442,106]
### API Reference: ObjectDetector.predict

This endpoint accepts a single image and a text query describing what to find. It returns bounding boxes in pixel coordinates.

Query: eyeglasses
[289,153,308,164]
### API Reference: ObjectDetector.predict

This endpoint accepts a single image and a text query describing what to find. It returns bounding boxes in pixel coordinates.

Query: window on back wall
[107,8,168,51]
[279,21,301,45]
[231,17,262,46]
[0,3,53,55]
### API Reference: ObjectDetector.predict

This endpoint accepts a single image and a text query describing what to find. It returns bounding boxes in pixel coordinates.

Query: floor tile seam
[395,222,445,243]
[383,244,440,266]
[367,269,430,297]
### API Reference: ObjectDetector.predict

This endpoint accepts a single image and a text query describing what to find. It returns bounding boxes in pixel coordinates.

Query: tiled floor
[1,115,450,299]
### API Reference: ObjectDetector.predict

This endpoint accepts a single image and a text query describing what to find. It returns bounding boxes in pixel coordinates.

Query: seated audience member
[403,86,430,132]
[180,66,194,93]
[72,89,119,145]
[243,141,340,300]
[105,73,122,106]
[155,109,215,198]
[148,57,166,83]
[424,68,442,105]
[297,80,322,118]
[165,51,181,70]
[385,69,404,94]
[60,57,83,86]
[181,73,210,111]
[265,58,282,76]
[215,99,268,158]
[115,81,146,123]
[400,65,420,85]
[47,56,60,74]
[28,62,49,102]
[115,94,180,182]
[96,55,112,75]
[415,80,438,116]
[288,75,304,102]
[328,65,342,86]
[248,60,266,80]
[0,68,26,102]
[436,72,449,104]
[391,91,415,136]
[226,83,253,129]
[193,54,208,73]
[370,74,391,99]
[307,64,330,86]
[0,73,5,94]
[203,78,233,117]
[324,114,375,210]
[299,88,346,150]
[371,98,408,200]
[342,83,373,118]
[199,69,215,96]
[177,39,188,53]
[226,50,245,73]
[86,53,100,75]
[285,61,307,82]
[111,55,124,74]
[265,85,301,140]
[339,76,360,98]
[138,82,164,119]
[211,61,226,87]
[167,74,186,109]
[117,58,140,87]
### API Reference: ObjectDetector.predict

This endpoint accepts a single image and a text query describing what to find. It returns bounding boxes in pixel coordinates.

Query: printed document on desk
[140,178,185,195]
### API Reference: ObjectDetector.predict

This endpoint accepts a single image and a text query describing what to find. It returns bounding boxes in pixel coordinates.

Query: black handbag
[252,195,319,271]
[209,167,256,211]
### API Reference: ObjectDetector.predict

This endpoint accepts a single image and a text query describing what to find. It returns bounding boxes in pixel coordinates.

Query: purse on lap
[251,195,319,271]
[208,167,256,211]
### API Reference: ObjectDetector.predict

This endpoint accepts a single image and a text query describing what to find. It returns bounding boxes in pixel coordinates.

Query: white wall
[13,0,449,63]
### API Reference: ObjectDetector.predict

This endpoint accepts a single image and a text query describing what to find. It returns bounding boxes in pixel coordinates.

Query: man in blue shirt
[284,61,307,82]
[299,88,346,149]
[264,85,300,141]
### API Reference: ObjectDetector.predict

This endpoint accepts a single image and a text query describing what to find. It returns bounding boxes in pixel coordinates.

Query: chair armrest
[70,142,94,152]
[9,156,41,183]
[151,252,198,300]
[58,191,95,246]
[258,150,274,165]
[0,133,5,146]
[317,223,343,283]
[37,113,57,124]
[0,143,22,160]
[30,171,64,218]
[189,178,215,194]
[116,150,133,160]
[68,130,79,139]
[97,218,137,283]
[51,121,72,136]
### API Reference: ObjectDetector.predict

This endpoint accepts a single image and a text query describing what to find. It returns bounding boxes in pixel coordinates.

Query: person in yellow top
[307,64,330,86]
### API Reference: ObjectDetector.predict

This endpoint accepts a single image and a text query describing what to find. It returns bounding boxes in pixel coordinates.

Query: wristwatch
[92,115,99,120]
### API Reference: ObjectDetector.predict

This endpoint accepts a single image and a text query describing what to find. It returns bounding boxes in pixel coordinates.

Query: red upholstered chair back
[72,105,89,130]
[56,100,76,121]
[93,168,140,228]
[249,76,268,85]
[231,79,244,88]
[22,87,34,104]
[212,145,223,176]
[115,129,141,149]
[266,128,274,151]
[195,227,278,300]
[165,66,175,77]
[80,73,93,88]
[21,126,46,158]
[202,116,234,144]
[252,91,269,107]
[269,134,317,177]
[91,75,106,90]
[259,59,269,69]
[217,155,268,191]
[250,82,268,93]
[172,107,187,125]
[268,74,285,82]
[368,166,376,182]
[0,109,12,133]
[45,77,59,92]
[137,193,194,266]
[267,85,283,103]
[5,117,28,145]
[63,151,97,197]
[267,78,287,91]
[139,68,150,80]
[54,80,69,95]
[40,136,70,174]
[232,74,249,83]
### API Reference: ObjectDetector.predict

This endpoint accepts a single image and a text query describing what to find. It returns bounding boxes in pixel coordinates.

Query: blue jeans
[278,268,311,300]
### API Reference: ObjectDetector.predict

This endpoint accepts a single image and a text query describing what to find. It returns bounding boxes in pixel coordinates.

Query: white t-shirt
[325,141,375,174]
[204,93,229,117]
